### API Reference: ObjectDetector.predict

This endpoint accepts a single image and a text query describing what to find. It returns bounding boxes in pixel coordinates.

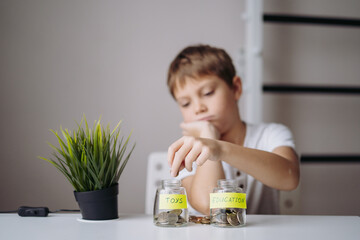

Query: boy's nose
[195,101,207,114]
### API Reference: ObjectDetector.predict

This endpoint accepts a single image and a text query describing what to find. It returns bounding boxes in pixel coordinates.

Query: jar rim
[217,179,238,187]
[162,179,181,187]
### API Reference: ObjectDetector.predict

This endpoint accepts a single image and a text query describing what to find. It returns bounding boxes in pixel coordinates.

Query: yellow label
[159,194,187,210]
[210,193,247,209]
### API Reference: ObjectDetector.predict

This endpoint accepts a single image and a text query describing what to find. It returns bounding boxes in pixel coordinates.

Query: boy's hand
[168,136,222,177]
[180,121,220,139]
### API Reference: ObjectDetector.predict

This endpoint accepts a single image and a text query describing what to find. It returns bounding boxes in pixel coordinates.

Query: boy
[167,44,299,215]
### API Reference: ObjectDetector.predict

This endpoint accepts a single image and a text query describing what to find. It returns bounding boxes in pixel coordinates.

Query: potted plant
[39,115,135,220]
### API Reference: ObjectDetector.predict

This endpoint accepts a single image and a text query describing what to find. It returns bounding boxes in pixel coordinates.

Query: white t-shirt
[176,122,296,215]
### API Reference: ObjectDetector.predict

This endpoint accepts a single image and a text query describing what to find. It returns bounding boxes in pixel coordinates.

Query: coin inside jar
[177,215,185,224]
[227,212,240,226]
[210,208,246,227]
[167,212,179,225]
[157,212,168,224]
[155,209,187,226]
[237,210,244,225]
[215,212,228,224]
[169,209,182,216]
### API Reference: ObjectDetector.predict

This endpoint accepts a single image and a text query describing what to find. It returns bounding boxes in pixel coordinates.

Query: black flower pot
[74,183,119,220]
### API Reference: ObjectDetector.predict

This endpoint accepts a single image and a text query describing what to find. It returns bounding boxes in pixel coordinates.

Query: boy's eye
[181,103,190,108]
[179,102,190,108]
[204,90,214,96]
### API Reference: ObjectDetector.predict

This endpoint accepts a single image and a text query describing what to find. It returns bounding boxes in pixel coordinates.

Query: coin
[156,211,179,225]
[194,216,202,224]
[210,208,246,227]
[189,215,197,222]
[177,215,185,223]
[189,215,211,224]
[189,216,195,222]
[169,209,182,216]
[157,212,168,224]
[200,216,210,224]
[225,209,234,214]
[167,213,179,225]
[155,209,189,226]
[216,213,228,224]
[227,212,240,226]
[237,210,245,225]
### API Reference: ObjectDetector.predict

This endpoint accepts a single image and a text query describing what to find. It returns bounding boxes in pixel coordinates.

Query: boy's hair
[167,44,236,98]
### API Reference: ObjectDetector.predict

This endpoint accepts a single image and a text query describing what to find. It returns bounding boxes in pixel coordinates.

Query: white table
[0,214,359,240]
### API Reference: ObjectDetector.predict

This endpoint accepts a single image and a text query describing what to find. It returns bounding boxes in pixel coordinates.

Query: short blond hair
[167,44,236,98]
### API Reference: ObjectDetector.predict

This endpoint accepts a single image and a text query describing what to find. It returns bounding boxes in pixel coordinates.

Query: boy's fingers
[184,141,201,171]
[195,146,210,166]
[167,137,185,167]
[171,139,193,177]
[171,162,185,177]
[179,162,185,173]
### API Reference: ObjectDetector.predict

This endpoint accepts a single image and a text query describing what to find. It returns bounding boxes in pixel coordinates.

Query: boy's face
[173,75,241,134]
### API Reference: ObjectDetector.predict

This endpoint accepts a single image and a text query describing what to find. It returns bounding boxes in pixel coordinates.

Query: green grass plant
[39,115,135,192]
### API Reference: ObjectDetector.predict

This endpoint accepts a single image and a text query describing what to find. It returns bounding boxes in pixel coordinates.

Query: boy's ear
[232,76,242,100]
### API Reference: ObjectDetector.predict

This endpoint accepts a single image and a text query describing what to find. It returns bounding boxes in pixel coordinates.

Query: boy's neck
[220,119,246,146]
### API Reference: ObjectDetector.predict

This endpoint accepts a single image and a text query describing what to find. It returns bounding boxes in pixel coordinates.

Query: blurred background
[0,0,359,215]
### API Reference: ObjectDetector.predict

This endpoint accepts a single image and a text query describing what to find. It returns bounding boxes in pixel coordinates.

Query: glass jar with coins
[153,179,189,227]
[210,179,246,228]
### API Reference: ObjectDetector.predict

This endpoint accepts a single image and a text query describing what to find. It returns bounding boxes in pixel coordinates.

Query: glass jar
[153,179,189,227]
[210,179,246,227]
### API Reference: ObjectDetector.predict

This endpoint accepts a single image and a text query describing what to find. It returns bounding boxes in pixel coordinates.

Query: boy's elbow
[283,167,300,191]
[189,195,211,215]
[193,202,210,216]
[286,176,299,191]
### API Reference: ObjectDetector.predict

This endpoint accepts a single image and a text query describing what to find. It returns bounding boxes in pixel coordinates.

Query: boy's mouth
[197,116,214,121]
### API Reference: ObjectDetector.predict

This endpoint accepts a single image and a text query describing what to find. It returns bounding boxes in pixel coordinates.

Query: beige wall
[0,0,245,213]
[0,0,359,215]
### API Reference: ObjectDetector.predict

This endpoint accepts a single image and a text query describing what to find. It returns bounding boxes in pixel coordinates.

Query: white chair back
[145,152,172,215]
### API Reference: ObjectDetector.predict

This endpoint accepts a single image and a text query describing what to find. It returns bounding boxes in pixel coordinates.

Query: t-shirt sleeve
[264,123,296,152]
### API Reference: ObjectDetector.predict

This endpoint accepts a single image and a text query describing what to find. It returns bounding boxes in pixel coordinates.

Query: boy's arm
[168,122,300,214]
[169,140,299,215]
[220,142,299,191]
[171,137,299,190]
[169,137,299,214]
